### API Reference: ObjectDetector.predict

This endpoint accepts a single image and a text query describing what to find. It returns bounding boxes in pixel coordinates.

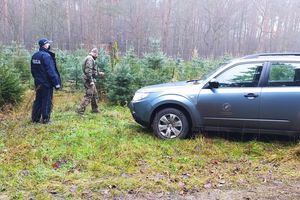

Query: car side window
[268,62,300,87]
[215,63,263,88]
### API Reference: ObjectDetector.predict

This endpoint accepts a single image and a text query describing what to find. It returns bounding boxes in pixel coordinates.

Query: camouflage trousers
[77,81,99,114]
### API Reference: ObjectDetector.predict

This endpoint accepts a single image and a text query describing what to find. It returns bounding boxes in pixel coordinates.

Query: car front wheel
[153,108,190,139]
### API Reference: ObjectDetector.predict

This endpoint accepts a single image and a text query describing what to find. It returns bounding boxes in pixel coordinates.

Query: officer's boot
[91,98,99,113]
[77,97,90,115]
[76,107,85,115]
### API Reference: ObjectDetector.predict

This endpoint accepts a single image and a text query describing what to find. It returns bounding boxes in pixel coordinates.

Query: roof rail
[242,52,300,59]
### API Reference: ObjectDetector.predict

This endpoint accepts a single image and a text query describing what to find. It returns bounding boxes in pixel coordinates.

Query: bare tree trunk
[253,0,268,51]
[20,0,25,44]
[66,0,71,49]
[3,0,8,43]
[162,0,172,53]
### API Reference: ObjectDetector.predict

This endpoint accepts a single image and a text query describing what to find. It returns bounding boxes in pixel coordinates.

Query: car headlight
[132,92,149,102]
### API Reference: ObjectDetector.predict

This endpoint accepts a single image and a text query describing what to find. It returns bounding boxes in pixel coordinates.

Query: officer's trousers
[77,81,99,114]
[32,85,53,123]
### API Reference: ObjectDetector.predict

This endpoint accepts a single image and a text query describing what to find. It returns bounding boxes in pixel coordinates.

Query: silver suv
[129,53,300,139]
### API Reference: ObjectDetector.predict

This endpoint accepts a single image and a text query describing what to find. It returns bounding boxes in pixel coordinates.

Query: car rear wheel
[153,108,189,139]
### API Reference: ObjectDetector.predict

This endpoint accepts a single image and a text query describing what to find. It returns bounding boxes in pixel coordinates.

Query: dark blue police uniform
[31,42,61,123]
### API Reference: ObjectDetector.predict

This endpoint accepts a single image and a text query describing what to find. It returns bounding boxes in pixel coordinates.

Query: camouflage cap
[90,48,98,54]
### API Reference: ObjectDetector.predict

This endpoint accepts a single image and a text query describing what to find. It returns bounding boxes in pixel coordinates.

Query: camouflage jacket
[82,54,97,83]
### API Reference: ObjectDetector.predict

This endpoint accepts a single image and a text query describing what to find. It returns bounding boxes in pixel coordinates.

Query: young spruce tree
[0,67,23,109]
[107,62,133,106]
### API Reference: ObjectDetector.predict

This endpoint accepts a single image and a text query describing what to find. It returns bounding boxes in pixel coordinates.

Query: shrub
[107,62,133,106]
[56,49,86,89]
[96,48,112,99]
[0,66,24,109]
[140,39,173,86]
[142,38,166,70]
[14,57,31,84]
[0,43,31,85]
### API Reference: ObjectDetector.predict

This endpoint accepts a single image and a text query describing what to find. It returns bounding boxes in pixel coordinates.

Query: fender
[149,94,203,129]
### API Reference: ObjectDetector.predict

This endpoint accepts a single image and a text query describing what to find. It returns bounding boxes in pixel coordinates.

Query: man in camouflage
[77,48,104,115]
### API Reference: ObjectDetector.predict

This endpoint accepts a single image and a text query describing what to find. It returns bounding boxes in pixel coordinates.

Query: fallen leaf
[0,195,9,200]
[120,172,128,177]
[204,183,212,189]
[182,172,191,179]
[43,156,48,163]
[178,181,185,188]
[70,185,77,193]
[100,189,110,195]
[233,166,241,174]
[211,160,219,165]
[81,191,92,198]
[128,189,135,194]
[52,161,61,169]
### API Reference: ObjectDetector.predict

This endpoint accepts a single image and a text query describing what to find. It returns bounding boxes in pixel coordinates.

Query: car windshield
[199,62,228,80]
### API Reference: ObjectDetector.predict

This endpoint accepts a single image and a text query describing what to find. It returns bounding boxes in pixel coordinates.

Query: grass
[0,90,300,199]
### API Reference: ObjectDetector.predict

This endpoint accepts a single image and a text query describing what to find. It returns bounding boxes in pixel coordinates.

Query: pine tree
[96,48,111,100]
[107,63,133,106]
[143,38,166,70]
[14,57,31,84]
[141,38,173,85]
[56,49,86,89]
[122,48,144,91]
[0,66,24,109]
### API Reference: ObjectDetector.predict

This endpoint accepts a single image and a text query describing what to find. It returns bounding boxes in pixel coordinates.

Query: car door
[197,62,266,131]
[260,62,300,133]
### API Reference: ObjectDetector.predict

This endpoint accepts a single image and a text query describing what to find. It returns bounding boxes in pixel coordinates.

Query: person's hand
[55,84,61,90]
[98,72,105,77]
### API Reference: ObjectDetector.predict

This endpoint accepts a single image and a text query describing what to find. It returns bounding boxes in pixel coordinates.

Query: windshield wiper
[186,79,200,83]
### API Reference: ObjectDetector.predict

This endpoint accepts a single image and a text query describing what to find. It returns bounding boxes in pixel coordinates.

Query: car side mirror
[209,78,220,88]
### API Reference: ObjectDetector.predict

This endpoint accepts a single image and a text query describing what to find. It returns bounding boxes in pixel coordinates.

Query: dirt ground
[0,181,299,200]
[123,180,300,200]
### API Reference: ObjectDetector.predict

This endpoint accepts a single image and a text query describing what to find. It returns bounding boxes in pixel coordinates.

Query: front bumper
[128,101,152,128]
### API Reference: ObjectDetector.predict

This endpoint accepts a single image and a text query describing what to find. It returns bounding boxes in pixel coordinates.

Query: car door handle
[244,93,259,99]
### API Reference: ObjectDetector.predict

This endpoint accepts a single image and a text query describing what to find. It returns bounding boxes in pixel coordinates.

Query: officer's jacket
[31,47,61,88]
[82,55,97,83]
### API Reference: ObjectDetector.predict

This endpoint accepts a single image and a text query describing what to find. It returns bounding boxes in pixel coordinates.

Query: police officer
[77,48,104,115]
[31,38,61,123]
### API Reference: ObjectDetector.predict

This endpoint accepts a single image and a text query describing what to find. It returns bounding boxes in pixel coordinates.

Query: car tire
[153,108,190,139]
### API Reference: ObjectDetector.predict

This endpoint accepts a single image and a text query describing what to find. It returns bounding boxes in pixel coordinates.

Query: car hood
[137,80,204,93]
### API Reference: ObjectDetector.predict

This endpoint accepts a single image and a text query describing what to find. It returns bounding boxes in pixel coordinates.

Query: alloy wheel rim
[158,113,183,138]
